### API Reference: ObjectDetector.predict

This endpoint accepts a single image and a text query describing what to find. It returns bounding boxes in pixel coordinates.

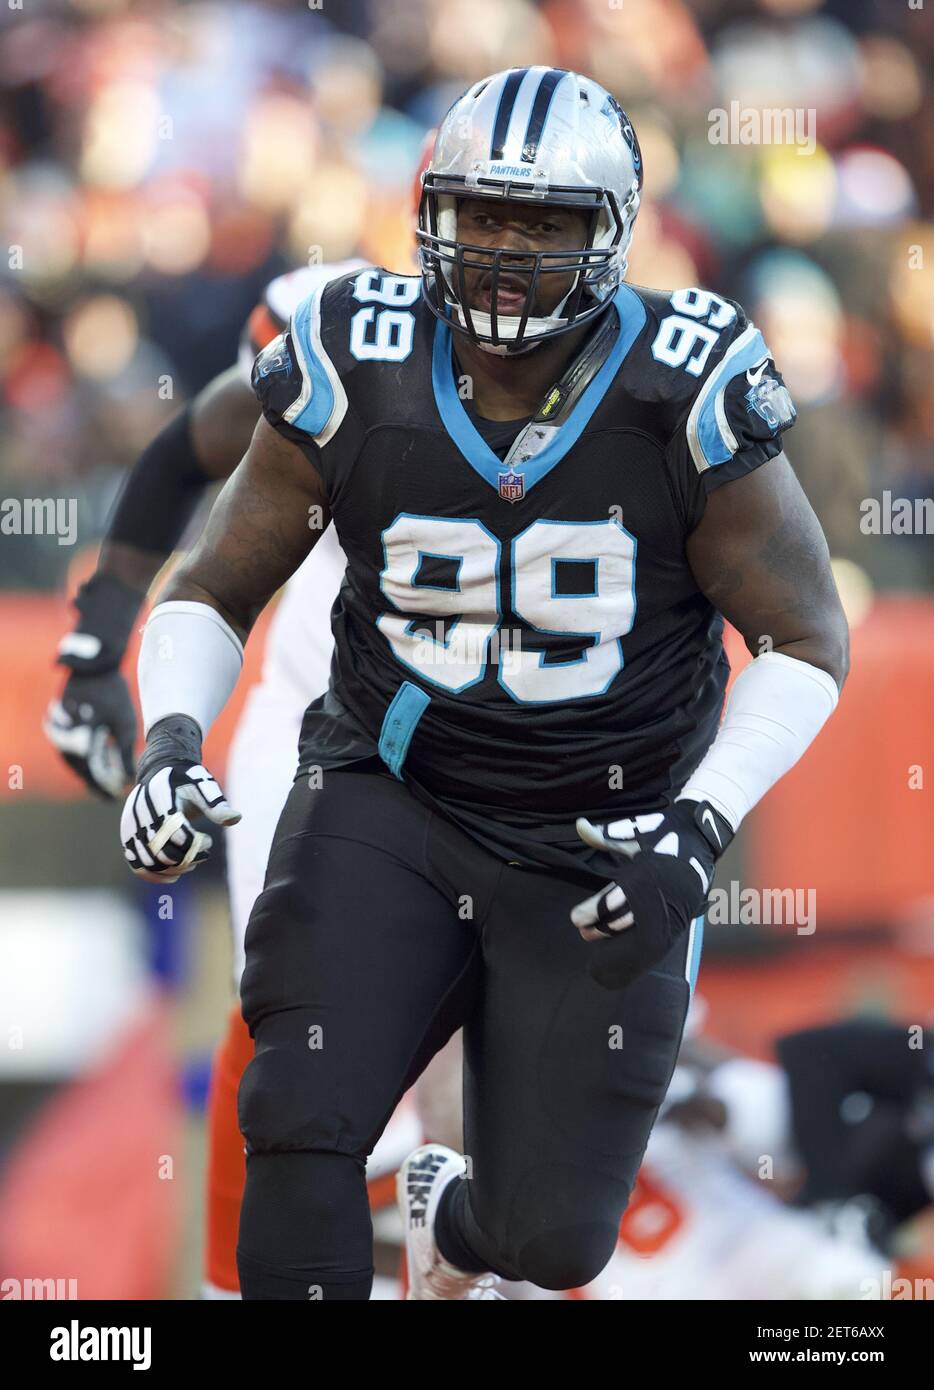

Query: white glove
[120,715,240,883]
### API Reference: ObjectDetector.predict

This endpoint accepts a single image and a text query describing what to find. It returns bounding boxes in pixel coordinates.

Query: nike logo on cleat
[406,1154,446,1226]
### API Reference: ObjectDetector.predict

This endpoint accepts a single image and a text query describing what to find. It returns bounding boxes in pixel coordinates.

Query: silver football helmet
[417,67,642,355]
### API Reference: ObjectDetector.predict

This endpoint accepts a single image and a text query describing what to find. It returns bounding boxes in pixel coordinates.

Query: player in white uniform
[225,263,361,988]
[574,1057,888,1301]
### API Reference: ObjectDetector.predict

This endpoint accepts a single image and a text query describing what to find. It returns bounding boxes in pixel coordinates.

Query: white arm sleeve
[677,650,839,831]
[138,601,244,739]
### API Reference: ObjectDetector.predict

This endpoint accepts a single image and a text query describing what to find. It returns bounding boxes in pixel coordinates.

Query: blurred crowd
[1,0,932,593]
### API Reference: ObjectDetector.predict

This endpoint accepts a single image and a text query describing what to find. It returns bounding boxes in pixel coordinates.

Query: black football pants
[236,767,700,1299]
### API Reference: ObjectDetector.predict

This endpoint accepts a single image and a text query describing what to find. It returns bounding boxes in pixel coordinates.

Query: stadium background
[1,0,933,1298]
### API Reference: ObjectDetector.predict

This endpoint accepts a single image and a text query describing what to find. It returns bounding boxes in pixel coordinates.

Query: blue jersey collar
[431,285,646,498]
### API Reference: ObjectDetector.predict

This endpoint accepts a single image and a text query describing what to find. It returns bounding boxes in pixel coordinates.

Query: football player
[118,67,849,1300]
[578,1037,888,1301]
[579,1090,889,1301]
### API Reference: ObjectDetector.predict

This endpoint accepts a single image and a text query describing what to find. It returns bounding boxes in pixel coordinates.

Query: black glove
[44,572,143,799]
[45,669,138,799]
[571,800,734,990]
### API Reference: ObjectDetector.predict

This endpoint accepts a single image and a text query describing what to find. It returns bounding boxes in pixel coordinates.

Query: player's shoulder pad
[251,271,361,448]
[631,285,796,475]
[238,258,367,389]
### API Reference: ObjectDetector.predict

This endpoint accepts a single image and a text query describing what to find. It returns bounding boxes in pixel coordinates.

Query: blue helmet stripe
[521,68,567,163]
[489,69,528,161]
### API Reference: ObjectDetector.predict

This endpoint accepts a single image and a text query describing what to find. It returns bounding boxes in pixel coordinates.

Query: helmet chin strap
[457,311,562,356]
[476,339,540,358]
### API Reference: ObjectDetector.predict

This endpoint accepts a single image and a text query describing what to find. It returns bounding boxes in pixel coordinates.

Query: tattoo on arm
[756,515,825,620]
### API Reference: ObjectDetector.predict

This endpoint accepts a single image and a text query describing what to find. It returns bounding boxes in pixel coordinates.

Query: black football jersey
[252,268,796,875]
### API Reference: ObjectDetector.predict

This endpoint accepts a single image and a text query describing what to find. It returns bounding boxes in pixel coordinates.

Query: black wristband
[679,799,735,858]
[57,572,145,675]
[136,714,203,785]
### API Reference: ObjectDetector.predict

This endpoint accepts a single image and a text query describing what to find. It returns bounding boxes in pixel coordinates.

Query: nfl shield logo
[498,469,525,503]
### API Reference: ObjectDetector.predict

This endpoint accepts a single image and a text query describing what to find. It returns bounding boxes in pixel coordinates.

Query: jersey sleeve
[251,282,350,455]
[238,261,366,386]
[665,298,797,531]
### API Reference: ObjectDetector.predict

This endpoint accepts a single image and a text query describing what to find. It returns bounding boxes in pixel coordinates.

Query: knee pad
[238,1045,341,1155]
[510,1166,621,1290]
[516,1225,618,1292]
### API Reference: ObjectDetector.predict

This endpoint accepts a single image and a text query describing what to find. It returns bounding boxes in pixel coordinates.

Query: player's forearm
[139,417,325,739]
[678,650,840,831]
[138,600,244,741]
[57,406,216,673]
[95,539,170,597]
[678,455,850,829]
[138,554,297,743]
